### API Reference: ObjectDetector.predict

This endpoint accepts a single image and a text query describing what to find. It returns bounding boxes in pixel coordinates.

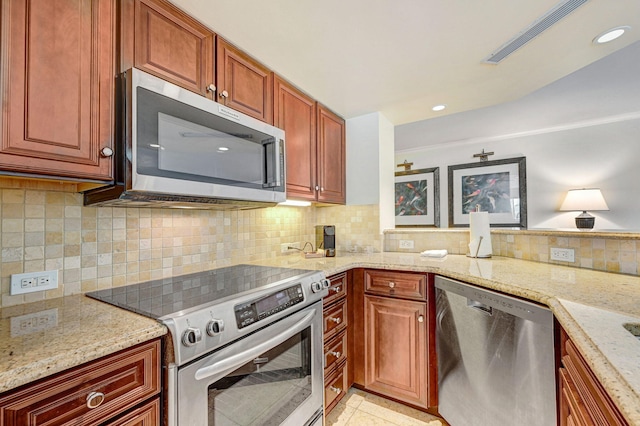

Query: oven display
[234,284,304,329]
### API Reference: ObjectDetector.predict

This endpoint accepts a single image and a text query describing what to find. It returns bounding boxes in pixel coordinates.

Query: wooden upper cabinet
[274,75,317,200]
[317,104,346,204]
[216,38,273,123]
[0,0,115,181]
[133,0,215,97]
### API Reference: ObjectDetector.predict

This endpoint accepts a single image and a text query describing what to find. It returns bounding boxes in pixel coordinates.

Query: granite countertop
[0,294,166,394]
[1,254,638,424]
[250,252,640,426]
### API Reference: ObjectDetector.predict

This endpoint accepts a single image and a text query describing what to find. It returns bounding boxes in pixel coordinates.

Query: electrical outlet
[550,248,575,262]
[399,240,414,249]
[11,270,58,295]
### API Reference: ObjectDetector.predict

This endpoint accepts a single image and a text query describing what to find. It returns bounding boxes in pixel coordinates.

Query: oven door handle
[194,307,317,382]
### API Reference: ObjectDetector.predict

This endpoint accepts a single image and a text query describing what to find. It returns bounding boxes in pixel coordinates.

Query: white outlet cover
[10,270,58,295]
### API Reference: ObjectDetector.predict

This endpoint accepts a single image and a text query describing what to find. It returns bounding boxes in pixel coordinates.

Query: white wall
[346,112,395,232]
[395,115,640,230]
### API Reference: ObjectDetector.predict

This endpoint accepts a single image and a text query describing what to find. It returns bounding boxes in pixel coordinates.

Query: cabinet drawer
[106,397,160,426]
[323,300,347,342]
[364,269,427,300]
[0,339,160,426]
[323,273,347,306]
[324,331,347,375]
[324,361,348,414]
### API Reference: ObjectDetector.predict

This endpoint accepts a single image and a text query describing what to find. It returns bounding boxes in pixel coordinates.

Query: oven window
[207,328,312,425]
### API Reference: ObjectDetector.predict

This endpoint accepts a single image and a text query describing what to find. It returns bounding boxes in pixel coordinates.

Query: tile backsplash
[0,186,381,307]
[385,228,640,276]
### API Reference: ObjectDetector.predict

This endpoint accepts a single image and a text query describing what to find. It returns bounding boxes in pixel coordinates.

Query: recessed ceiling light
[217,147,229,152]
[432,104,446,112]
[593,26,630,44]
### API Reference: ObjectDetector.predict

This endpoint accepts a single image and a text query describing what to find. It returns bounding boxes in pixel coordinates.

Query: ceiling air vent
[483,0,589,64]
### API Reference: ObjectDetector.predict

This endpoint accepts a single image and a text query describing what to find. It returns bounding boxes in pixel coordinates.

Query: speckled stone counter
[0,294,166,394]
[250,253,640,426]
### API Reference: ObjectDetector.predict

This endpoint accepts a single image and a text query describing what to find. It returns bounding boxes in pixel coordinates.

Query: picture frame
[395,167,440,227]
[448,157,527,228]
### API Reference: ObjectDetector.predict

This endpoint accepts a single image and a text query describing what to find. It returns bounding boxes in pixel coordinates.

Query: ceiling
[171,0,640,125]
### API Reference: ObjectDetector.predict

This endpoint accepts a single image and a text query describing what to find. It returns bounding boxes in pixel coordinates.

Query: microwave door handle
[194,307,316,383]
[262,138,282,188]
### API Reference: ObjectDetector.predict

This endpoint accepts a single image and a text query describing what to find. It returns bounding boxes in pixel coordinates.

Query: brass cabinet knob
[418,315,424,323]
[207,84,216,92]
[388,281,395,288]
[219,90,229,98]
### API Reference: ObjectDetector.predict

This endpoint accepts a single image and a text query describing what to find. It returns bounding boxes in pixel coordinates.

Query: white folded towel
[420,249,448,258]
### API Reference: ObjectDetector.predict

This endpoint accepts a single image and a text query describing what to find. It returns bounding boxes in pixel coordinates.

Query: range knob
[321,278,331,289]
[182,327,202,347]
[206,319,225,336]
[311,281,323,293]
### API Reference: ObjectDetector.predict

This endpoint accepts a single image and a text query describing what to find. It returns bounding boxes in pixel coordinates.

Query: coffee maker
[315,225,335,257]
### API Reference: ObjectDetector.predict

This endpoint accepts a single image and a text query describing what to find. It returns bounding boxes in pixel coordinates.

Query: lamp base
[575,211,595,229]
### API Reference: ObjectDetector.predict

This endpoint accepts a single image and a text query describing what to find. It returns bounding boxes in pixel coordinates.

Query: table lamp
[560,188,609,229]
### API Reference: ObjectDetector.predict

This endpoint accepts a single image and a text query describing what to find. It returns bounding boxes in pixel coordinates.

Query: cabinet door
[0,0,115,180]
[317,104,346,204]
[216,38,273,123]
[105,398,160,426]
[274,75,317,200]
[134,0,214,97]
[364,295,428,408]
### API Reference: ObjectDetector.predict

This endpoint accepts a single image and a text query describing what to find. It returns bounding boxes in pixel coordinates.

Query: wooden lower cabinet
[106,397,160,426]
[323,272,349,414]
[0,339,161,426]
[364,295,428,408]
[559,328,628,426]
[352,269,436,412]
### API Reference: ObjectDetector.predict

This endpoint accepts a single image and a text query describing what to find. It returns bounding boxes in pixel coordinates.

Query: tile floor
[325,388,447,426]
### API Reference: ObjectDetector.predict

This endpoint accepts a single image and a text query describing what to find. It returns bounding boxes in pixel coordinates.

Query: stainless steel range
[88,264,329,426]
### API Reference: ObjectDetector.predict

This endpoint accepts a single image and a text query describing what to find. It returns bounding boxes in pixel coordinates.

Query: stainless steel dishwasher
[435,276,556,426]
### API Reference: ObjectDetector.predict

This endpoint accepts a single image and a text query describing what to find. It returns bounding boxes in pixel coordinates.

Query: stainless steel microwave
[84,68,286,209]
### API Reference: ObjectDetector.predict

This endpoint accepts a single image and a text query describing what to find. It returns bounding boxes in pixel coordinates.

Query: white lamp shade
[560,188,609,212]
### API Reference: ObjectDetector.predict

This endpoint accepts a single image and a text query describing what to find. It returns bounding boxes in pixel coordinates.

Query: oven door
[176,301,323,426]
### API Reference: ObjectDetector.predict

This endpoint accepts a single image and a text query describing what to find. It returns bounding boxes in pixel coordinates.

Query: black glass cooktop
[87,264,315,319]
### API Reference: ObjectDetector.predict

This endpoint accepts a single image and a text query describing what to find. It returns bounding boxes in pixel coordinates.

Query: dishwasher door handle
[467,299,493,315]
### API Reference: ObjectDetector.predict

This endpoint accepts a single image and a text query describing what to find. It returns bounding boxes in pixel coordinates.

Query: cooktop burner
[87,264,316,319]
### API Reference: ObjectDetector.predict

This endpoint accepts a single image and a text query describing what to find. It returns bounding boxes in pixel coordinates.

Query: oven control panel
[234,284,304,329]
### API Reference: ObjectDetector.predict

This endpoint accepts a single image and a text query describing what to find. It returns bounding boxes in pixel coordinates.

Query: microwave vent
[482,0,589,64]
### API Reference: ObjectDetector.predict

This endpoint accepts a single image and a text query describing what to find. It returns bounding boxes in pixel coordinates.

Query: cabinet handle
[418,315,424,323]
[329,385,342,394]
[207,84,216,92]
[331,286,341,293]
[86,391,105,409]
[315,185,320,191]
[328,317,341,324]
[100,147,113,157]
[320,187,324,191]
[388,281,395,288]
[327,350,341,358]
[219,90,229,98]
